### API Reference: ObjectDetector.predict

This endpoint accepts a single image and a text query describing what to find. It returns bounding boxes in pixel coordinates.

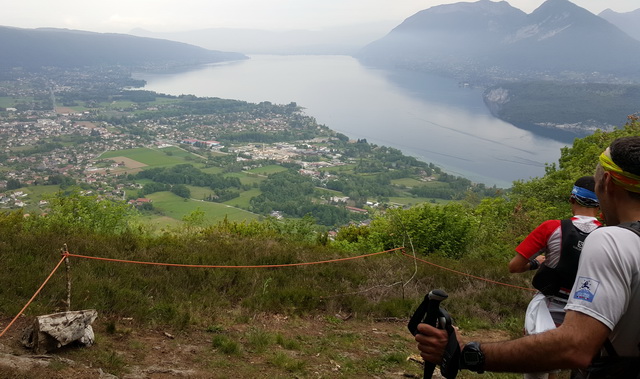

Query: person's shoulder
[584,226,640,262]
[539,219,561,227]
[589,225,640,240]
[536,219,561,230]
[524,220,561,240]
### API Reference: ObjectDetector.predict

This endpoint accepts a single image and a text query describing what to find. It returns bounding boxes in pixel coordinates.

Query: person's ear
[601,171,618,195]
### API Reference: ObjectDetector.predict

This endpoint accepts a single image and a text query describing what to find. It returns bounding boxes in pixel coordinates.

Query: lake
[133,55,569,188]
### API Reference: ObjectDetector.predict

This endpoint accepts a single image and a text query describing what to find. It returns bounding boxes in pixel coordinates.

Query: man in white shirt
[415,136,640,377]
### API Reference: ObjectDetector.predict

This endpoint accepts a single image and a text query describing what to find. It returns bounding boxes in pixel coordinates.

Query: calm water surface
[134,55,568,188]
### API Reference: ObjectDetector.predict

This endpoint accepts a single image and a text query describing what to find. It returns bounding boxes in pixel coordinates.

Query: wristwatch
[460,341,485,373]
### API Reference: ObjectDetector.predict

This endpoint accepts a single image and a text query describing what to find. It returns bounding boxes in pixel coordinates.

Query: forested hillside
[0,26,247,70]
[483,82,640,138]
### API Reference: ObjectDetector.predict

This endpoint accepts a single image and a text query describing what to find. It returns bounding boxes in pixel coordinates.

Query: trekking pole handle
[423,289,449,379]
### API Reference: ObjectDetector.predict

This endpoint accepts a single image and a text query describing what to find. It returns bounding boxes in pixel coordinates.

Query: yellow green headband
[599,152,640,193]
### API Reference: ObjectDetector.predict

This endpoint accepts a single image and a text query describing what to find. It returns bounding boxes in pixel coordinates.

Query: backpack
[532,219,591,298]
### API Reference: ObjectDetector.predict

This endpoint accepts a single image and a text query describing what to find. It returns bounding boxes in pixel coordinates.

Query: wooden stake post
[62,244,71,312]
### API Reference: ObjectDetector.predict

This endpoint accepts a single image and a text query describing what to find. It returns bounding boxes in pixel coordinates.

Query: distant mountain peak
[534,0,585,12]
[356,0,640,82]
[393,0,525,35]
[598,7,640,42]
[429,0,515,14]
[599,8,617,15]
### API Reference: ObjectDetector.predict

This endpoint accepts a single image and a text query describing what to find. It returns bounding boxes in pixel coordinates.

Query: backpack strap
[557,219,590,289]
[618,221,640,238]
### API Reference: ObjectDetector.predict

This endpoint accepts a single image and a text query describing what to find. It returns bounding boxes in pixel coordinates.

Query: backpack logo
[573,276,600,302]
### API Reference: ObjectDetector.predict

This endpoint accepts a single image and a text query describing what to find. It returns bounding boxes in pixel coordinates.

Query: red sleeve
[515,220,561,259]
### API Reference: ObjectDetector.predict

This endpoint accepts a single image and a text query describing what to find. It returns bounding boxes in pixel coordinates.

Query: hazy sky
[2,0,638,33]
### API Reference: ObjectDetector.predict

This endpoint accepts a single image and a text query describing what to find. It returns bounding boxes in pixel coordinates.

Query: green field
[10,185,61,213]
[101,100,136,109]
[1,96,37,108]
[247,165,287,176]
[225,172,265,186]
[200,166,224,175]
[102,97,178,109]
[223,188,261,209]
[315,187,344,197]
[0,97,17,108]
[319,164,355,174]
[186,185,216,200]
[134,178,155,185]
[159,146,203,160]
[22,184,61,198]
[63,105,91,112]
[138,214,182,230]
[389,196,448,206]
[9,146,32,153]
[146,191,258,224]
[391,178,425,187]
[100,147,201,167]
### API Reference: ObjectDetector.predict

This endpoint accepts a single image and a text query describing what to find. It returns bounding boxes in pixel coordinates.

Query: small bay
[133,55,568,188]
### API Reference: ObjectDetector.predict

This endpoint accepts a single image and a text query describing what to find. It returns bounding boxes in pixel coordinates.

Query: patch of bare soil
[76,121,98,129]
[55,107,77,115]
[0,315,513,379]
[105,157,147,169]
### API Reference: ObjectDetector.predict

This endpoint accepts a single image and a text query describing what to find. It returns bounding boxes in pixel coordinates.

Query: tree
[6,179,21,190]
[182,208,206,233]
[171,184,191,199]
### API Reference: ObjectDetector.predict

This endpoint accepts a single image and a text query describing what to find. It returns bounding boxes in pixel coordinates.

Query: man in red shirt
[508,176,601,379]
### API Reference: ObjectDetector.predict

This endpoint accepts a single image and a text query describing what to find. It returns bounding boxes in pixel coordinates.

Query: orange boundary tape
[64,246,404,268]
[0,255,67,338]
[402,252,536,292]
[1,246,537,339]
[0,248,402,339]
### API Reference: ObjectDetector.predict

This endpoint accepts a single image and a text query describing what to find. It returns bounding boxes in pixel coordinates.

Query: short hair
[574,176,595,192]
[610,136,640,177]
[610,136,640,200]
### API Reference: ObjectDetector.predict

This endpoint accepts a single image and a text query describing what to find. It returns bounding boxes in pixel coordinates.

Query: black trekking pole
[408,289,449,379]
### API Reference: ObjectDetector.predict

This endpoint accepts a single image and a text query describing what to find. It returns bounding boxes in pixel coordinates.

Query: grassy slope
[147,191,258,223]
[246,165,288,176]
[0,226,530,378]
[101,147,200,167]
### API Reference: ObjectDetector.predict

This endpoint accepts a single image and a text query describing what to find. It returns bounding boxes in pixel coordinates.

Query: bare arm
[483,310,609,371]
[508,253,544,273]
[416,310,610,372]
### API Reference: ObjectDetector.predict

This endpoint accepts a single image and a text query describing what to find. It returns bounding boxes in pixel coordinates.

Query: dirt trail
[0,315,512,378]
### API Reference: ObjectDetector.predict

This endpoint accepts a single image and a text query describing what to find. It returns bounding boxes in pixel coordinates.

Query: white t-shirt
[565,226,640,356]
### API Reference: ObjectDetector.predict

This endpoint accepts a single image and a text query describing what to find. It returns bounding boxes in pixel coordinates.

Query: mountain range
[598,8,640,42]
[0,26,247,70]
[3,0,639,80]
[356,0,640,82]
